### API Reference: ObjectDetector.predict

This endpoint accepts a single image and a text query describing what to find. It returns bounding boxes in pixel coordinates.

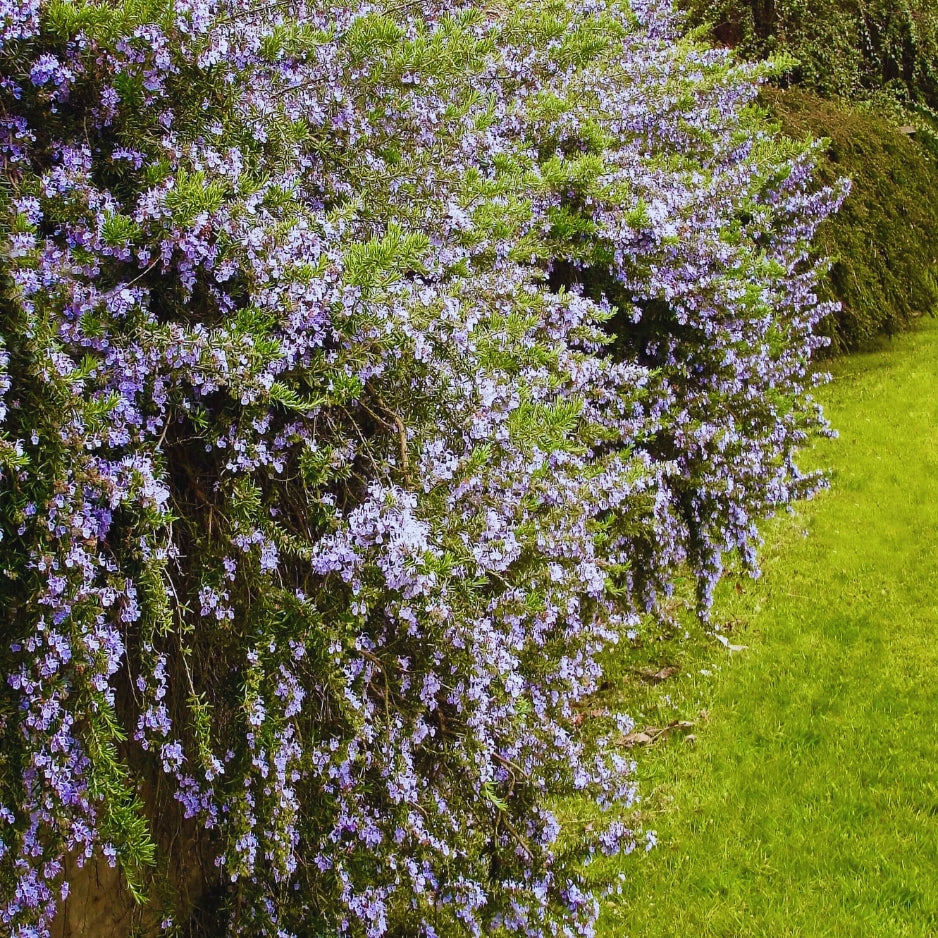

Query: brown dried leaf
[622,721,695,748]
[636,665,679,684]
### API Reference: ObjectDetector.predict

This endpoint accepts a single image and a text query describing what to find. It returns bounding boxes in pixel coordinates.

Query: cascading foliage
[0,0,843,935]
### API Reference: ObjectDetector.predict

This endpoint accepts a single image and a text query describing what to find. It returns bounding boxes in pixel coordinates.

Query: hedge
[0,1,839,935]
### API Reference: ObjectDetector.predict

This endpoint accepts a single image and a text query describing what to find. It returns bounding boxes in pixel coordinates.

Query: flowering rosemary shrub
[0,1,842,935]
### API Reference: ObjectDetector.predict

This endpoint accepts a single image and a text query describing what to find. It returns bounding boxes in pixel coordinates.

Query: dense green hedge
[679,1,938,350]
[763,88,938,351]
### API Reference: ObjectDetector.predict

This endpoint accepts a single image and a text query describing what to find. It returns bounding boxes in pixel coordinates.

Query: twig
[358,395,413,488]
[498,815,534,861]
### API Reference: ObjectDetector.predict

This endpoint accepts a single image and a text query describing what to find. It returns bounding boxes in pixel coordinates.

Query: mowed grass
[597,317,938,937]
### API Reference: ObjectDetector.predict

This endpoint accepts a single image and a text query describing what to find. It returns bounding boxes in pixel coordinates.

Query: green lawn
[599,317,938,937]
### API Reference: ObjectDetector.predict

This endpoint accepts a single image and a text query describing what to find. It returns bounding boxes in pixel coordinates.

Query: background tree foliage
[682,0,938,111]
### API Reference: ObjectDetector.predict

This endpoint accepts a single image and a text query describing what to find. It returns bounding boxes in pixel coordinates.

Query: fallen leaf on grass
[622,720,695,747]
[713,633,747,653]
[636,665,679,684]
[571,708,609,727]
[667,720,695,732]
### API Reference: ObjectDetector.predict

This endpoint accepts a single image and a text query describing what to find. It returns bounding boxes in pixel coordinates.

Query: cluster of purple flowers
[0,0,842,935]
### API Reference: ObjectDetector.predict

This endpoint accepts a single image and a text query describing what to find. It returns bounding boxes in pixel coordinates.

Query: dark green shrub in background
[765,87,938,351]
[681,0,938,351]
